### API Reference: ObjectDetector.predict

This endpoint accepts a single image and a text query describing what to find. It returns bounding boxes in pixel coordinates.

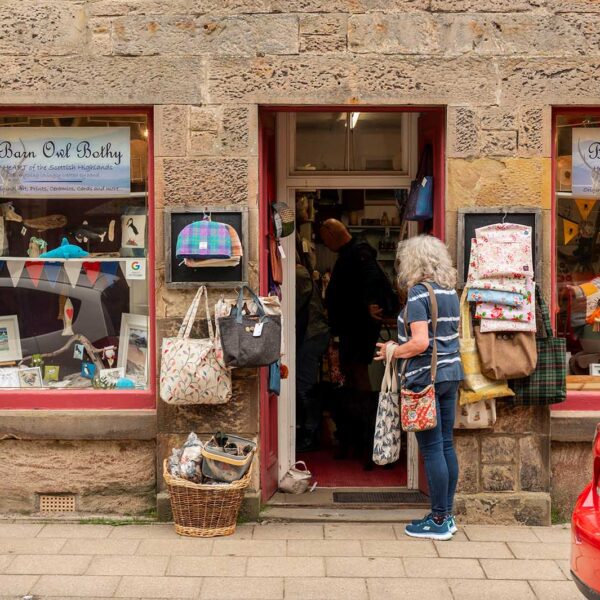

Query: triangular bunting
[575,198,597,221]
[7,260,24,287]
[100,262,119,277]
[43,262,62,288]
[64,260,82,288]
[25,261,44,288]
[563,218,580,245]
[0,260,5,272]
[83,261,101,285]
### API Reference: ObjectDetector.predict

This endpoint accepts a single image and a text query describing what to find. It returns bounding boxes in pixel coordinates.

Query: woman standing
[376,235,463,541]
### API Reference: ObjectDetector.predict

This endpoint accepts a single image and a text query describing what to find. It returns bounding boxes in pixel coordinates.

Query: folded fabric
[475,279,535,325]
[476,240,533,279]
[184,257,241,268]
[479,318,537,333]
[467,288,524,307]
[226,225,243,258]
[475,223,532,244]
[467,239,527,294]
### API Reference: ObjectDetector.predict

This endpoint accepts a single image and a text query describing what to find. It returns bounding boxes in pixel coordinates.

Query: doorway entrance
[259,107,446,502]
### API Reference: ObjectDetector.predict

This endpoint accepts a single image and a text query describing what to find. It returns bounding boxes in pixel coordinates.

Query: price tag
[302,239,309,253]
[421,177,427,188]
[253,322,264,337]
[21,226,27,236]
[278,244,286,259]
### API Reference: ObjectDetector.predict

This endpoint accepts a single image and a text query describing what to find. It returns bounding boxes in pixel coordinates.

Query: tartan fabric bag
[510,285,567,406]
[176,220,232,259]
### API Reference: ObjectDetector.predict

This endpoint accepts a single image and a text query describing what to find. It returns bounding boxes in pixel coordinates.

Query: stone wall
[0,0,596,520]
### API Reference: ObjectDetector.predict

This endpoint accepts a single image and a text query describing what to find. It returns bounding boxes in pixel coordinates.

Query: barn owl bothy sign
[573,127,600,198]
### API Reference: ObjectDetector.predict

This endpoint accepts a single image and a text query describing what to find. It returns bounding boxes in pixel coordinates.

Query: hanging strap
[380,342,399,394]
[415,144,433,181]
[459,288,472,341]
[535,283,553,338]
[178,285,214,341]
[232,285,267,323]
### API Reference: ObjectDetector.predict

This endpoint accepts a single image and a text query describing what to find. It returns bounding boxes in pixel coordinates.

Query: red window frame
[0,106,156,410]
[552,106,600,412]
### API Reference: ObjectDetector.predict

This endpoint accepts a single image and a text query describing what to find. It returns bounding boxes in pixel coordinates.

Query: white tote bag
[160,286,232,405]
[372,344,401,466]
[454,398,497,429]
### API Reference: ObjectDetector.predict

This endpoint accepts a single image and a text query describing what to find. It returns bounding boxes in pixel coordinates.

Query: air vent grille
[39,494,76,512]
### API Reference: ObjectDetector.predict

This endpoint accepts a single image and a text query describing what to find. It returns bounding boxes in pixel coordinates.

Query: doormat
[333,491,428,504]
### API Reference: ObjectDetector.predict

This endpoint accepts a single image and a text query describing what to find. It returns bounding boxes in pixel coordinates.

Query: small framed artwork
[44,366,60,382]
[99,367,125,385]
[118,313,148,386]
[0,315,22,363]
[121,214,146,249]
[0,367,20,388]
[18,367,43,388]
[590,363,600,376]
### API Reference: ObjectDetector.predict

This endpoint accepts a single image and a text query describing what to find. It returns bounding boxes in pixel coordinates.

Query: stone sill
[0,410,156,441]
[551,410,599,443]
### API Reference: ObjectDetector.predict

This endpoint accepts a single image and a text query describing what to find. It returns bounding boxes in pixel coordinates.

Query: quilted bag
[400,282,438,433]
[160,285,232,405]
[373,343,401,466]
[454,398,497,429]
[176,220,232,259]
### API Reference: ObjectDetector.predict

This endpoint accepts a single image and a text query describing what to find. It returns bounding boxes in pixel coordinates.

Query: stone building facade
[0,0,597,525]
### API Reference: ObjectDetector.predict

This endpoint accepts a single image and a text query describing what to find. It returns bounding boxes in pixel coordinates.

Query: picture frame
[590,363,600,377]
[0,315,22,363]
[18,366,43,388]
[99,367,125,385]
[118,313,148,386]
[0,367,20,388]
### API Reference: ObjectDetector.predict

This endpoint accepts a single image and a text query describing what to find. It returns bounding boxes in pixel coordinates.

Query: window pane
[0,114,149,391]
[555,113,600,388]
[295,112,347,171]
[350,112,404,171]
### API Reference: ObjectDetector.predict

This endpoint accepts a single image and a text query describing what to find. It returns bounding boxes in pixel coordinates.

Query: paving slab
[38,524,113,539]
[403,557,485,579]
[0,538,66,555]
[0,523,43,538]
[531,525,571,544]
[449,578,536,600]
[464,525,540,543]
[108,524,180,539]
[32,574,120,597]
[60,538,140,555]
[166,555,247,577]
[5,554,92,575]
[137,538,214,556]
[529,580,581,600]
[247,556,325,577]
[324,524,396,540]
[86,555,170,576]
[288,539,363,556]
[211,539,285,556]
[0,574,39,596]
[361,540,437,558]
[480,558,566,580]
[393,524,468,541]
[556,559,573,580]
[0,556,13,573]
[253,523,324,539]
[285,576,368,600]
[326,557,405,578]
[115,575,202,598]
[434,541,512,559]
[508,541,570,560]
[200,576,284,599]
[367,577,453,600]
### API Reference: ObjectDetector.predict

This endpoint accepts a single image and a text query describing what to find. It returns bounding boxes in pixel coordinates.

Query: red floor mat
[297,449,408,488]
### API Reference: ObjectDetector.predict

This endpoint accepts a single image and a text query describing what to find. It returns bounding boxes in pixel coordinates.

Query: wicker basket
[163,459,251,537]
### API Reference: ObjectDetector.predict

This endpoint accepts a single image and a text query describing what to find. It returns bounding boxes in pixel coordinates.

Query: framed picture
[590,363,600,377]
[118,313,148,386]
[0,367,20,388]
[18,367,43,388]
[99,367,125,385]
[121,214,146,249]
[0,315,22,362]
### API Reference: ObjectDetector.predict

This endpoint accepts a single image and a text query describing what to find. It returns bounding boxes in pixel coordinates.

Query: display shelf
[0,192,148,200]
[0,256,145,262]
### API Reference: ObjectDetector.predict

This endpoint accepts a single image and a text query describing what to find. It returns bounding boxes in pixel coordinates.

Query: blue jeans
[414,380,460,517]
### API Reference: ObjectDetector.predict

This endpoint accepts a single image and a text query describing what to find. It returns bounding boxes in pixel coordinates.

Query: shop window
[555,111,600,391]
[293,112,407,174]
[0,111,151,394]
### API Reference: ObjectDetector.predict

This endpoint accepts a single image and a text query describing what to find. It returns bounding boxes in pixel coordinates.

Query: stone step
[260,506,426,523]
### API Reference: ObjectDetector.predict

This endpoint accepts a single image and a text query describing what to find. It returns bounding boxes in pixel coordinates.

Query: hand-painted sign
[572,127,600,198]
[0,127,131,196]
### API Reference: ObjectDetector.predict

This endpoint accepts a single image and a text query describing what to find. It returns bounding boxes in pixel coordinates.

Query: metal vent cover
[39,494,76,513]
[333,491,428,504]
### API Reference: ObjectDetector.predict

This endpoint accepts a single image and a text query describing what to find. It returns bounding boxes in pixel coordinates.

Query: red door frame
[258,105,447,500]
[0,106,156,410]
[551,106,600,412]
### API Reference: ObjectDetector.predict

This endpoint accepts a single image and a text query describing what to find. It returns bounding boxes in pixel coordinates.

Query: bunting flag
[43,262,62,288]
[575,198,597,221]
[83,261,101,285]
[63,260,82,288]
[7,260,24,287]
[25,261,44,288]
[0,260,5,272]
[563,218,580,245]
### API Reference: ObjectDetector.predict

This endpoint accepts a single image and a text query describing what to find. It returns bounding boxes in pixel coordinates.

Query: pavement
[0,520,578,600]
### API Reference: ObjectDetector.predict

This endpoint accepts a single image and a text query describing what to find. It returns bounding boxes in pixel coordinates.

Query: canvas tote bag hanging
[405,144,433,221]
[454,398,497,430]
[160,286,232,405]
[373,342,401,466]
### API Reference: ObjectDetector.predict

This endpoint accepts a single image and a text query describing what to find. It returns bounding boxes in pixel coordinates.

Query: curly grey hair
[395,235,457,290]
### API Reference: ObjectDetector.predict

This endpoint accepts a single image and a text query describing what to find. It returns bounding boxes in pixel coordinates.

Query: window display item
[0,315,22,362]
[116,377,135,388]
[61,298,74,336]
[39,237,89,259]
[0,368,19,388]
[121,215,146,249]
[511,286,567,406]
[201,434,256,483]
[279,461,313,494]
[405,144,433,221]
[454,398,497,430]
[372,342,400,466]
[27,237,47,258]
[176,220,232,260]
[272,202,295,238]
[458,292,514,406]
[400,283,438,433]
[80,361,96,378]
[217,286,282,368]
[160,285,232,405]
[118,314,148,385]
[44,365,59,381]
[467,288,524,307]
[17,366,43,388]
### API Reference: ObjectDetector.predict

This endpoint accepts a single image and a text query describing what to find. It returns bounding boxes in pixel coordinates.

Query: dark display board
[164,207,248,289]
[456,208,542,287]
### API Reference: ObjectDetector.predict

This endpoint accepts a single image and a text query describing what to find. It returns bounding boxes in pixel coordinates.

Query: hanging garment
[475,240,533,279]
[475,222,533,244]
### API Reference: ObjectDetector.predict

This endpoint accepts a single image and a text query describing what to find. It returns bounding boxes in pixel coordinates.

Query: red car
[572,424,600,599]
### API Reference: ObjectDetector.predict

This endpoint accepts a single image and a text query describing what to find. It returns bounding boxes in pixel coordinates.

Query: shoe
[447,515,458,534]
[410,512,433,526]
[405,517,453,541]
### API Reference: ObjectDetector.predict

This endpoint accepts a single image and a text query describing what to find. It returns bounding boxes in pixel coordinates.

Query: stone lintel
[550,410,600,443]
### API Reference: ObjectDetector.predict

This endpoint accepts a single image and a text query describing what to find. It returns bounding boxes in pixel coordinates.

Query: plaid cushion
[176,220,232,259]
[510,286,566,406]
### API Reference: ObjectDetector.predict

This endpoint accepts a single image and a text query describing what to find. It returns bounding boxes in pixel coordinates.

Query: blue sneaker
[405,517,453,541]
[410,512,433,526]
[447,515,458,535]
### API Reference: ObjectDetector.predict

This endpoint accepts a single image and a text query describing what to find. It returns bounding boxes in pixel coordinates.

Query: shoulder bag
[400,282,438,432]
[160,285,232,405]
[405,144,433,221]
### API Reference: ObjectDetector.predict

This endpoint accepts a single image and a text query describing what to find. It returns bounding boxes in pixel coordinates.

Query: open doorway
[259,107,446,501]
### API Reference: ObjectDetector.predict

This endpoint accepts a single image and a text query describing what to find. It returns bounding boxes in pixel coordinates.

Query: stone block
[447,106,479,159]
[190,105,221,131]
[89,0,191,16]
[480,129,518,157]
[300,35,347,53]
[190,0,273,13]
[190,130,220,155]
[519,435,549,492]
[481,436,517,464]
[162,158,249,205]
[155,105,188,157]
[348,14,440,55]
[300,13,347,36]
[455,433,479,493]
[221,105,251,154]
[446,157,551,211]
[548,0,600,11]
[481,464,516,492]
[105,14,299,57]
[271,0,430,10]
[480,108,517,131]
[431,0,543,11]
[455,491,551,526]
[518,105,552,158]
[493,405,550,435]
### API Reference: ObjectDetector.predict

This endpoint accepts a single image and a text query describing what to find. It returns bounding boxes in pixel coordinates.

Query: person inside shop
[320,218,397,467]
[376,235,463,541]
[295,202,330,453]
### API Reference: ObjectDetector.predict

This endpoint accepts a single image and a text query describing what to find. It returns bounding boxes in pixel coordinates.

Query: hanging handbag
[272,202,295,238]
[160,286,232,405]
[373,343,401,466]
[279,461,313,494]
[454,398,497,429]
[217,286,282,368]
[269,360,281,395]
[269,235,283,285]
[405,144,433,222]
[511,286,567,406]
[400,282,438,433]
[459,290,514,405]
